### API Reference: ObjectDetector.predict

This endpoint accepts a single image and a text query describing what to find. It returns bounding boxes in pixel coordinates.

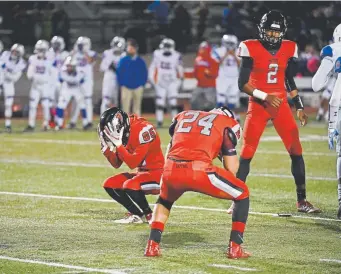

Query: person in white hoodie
[312,23,341,219]
[25,40,54,132]
[0,43,26,132]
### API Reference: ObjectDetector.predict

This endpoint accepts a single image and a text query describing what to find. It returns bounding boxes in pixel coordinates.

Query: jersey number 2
[177,111,217,136]
[267,63,278,84]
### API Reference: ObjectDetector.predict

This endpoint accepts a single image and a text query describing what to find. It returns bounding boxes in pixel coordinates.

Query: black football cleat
[83,123,93,131]
[67,123,77,130]
[5,126,12,133]
[157,122,163,129]
[23,126,35,132]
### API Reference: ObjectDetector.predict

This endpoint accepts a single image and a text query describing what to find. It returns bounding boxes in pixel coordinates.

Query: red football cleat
[144,240,161,257]
[227,241,251,259]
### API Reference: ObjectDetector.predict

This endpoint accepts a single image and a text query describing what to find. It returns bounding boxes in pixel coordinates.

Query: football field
[0,118,340,274]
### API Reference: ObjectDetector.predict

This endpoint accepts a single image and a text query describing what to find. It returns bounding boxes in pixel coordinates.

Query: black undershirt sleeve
[238,57,254,91]
[169,119,177,137]
[285,57,298,92]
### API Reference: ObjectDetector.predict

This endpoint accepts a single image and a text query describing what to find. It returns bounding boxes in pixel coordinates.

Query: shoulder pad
[237,41,250,57]
[227,123,242,146]
[138,124,156,144]
[321,45,333,59]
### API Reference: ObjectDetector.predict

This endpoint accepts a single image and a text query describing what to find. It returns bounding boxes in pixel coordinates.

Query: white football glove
[97,124,108,153]
[328,122,339,150]
[104,125,124,148]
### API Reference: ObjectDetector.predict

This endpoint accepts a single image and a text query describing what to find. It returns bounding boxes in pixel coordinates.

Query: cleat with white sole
[114,213,144,224]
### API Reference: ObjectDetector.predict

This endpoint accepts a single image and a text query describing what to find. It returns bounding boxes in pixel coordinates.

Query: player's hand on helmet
[265,94,282,108]
[328,123,339,150]
[297,110,308,127]
[104,125,124,148]
[97,124,108,152]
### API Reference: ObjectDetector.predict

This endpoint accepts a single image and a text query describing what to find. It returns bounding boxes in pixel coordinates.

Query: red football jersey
[168,110,241,163]
[105,115,164,171]
[238,39,298,99]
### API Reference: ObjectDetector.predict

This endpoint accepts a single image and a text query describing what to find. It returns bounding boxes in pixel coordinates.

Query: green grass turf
[0,118,340,274]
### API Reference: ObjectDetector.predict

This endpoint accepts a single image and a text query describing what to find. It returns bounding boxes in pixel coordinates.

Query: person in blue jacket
[116,39,148,115]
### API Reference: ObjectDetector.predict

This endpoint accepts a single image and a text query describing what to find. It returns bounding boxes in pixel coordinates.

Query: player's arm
[312,45,334,92]
[221,127,239,175]
[99,51,109,72]
[85,51,96,64]
[148,53,157,84]
[285,57,308,126]
[116,143,150,170]
[238,42,282,108]
[329,61,341,132]
[177,54,184,79]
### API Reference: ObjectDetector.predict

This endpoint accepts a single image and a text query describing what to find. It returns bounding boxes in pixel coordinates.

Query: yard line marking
[320,259,341,264]
[0,256,126,274]
[0,158,335,181]
[1,191,340,223]
[209,264,258,271]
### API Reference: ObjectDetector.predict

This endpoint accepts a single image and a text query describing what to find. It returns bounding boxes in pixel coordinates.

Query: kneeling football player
[98,107,164,224]
[145,107,250,259]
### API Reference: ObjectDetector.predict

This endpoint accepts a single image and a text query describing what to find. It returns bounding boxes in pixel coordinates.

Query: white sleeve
[148,54,157,83]
[177,54,184,79]
[329,74,341,125]
[99,51,108,72]
[237,42,250,57]
[312,57,334,92]
[26,63,34,80]
[293,43,298,58]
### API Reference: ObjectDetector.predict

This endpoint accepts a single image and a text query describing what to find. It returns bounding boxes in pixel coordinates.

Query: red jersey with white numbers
[238,39,298,99]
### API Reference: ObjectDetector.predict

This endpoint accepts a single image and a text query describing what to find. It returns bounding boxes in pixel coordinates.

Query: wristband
[252,89,267,100]
[292,95,304,110]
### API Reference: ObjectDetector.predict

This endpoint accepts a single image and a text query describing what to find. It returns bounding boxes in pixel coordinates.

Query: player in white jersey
[25,40,54,132]
[46,36,69,127]
[0,44,26,132]
[55,56,87,130]
[149,38,183,128]
[69,36,97,129]
[316,74,337,122]
[100,36,125,114]
[213,34,241,120]
[312,24,341,219]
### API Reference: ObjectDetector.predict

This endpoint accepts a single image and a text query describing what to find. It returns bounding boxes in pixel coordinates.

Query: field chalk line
[0,158,335,181]
[1,191,340,223]
[0,255,126,274]
[320,259,341,264]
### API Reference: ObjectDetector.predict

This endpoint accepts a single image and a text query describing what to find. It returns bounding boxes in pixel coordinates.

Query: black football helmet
[258,10,287,48]
[99,107,130,146]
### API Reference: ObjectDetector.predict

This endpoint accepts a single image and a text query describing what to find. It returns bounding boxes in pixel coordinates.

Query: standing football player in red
[144,107,250,259]
[98,107,164,224]
[235,10,320,213]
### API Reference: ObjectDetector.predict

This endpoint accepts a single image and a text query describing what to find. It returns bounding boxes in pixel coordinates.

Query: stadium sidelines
[0,158,335,181]
[1,191,340,223]
[0,255,127,274]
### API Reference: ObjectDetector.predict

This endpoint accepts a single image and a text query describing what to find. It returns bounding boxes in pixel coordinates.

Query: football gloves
[328,122,339,150]
[97,124,109,153]
[104,125,124,148]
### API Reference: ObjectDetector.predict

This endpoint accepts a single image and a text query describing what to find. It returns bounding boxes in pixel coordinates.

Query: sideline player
[55,56,88,130]
[25,40,53,131]
[98,107,164,224]
[312,24,341,218]
[47,36,69,128]
[0,44,26,132]
[213,34,241,120]
[315,75,336,122]
[69,36,96,129]
[235,11,320,213]
[149,38,183,128]
[144,107,250,259]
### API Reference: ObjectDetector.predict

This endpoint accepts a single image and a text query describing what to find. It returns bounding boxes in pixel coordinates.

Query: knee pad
[156,196,174,210]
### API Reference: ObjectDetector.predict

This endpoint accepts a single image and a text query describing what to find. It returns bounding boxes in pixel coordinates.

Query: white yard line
[320,259,341,264]
[0,256,126,274]
[0,158,335,181]
[209,264,258,271]
[1,191,340,223]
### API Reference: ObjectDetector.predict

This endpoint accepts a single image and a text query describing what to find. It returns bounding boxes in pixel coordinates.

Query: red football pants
[103,170,162,195]
[241,100,303,159]
[160,159,249,203]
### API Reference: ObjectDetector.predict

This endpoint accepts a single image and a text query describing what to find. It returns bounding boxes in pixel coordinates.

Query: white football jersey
[59,67,85,88]
[149,49,183,83]
[213,46,240,78]
[72,50,97,81]
[46,49,69,69]
[0,51,26,83]
[27,54,53,84]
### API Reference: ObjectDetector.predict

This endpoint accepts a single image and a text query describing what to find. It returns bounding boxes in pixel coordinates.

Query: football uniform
[149,49,183,112]
[213,47,240,107]
[27,54,54,127]
[46,48,69,106]
[70,50,97,124]
[56,67,87,127]
[103,115,164,194]
[100,50,125,114]
[161,110,248,203]
[238,39,302,159]
[0,51,26,124]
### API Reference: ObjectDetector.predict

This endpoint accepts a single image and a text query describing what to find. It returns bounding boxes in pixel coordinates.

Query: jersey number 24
[177,111,217,136]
